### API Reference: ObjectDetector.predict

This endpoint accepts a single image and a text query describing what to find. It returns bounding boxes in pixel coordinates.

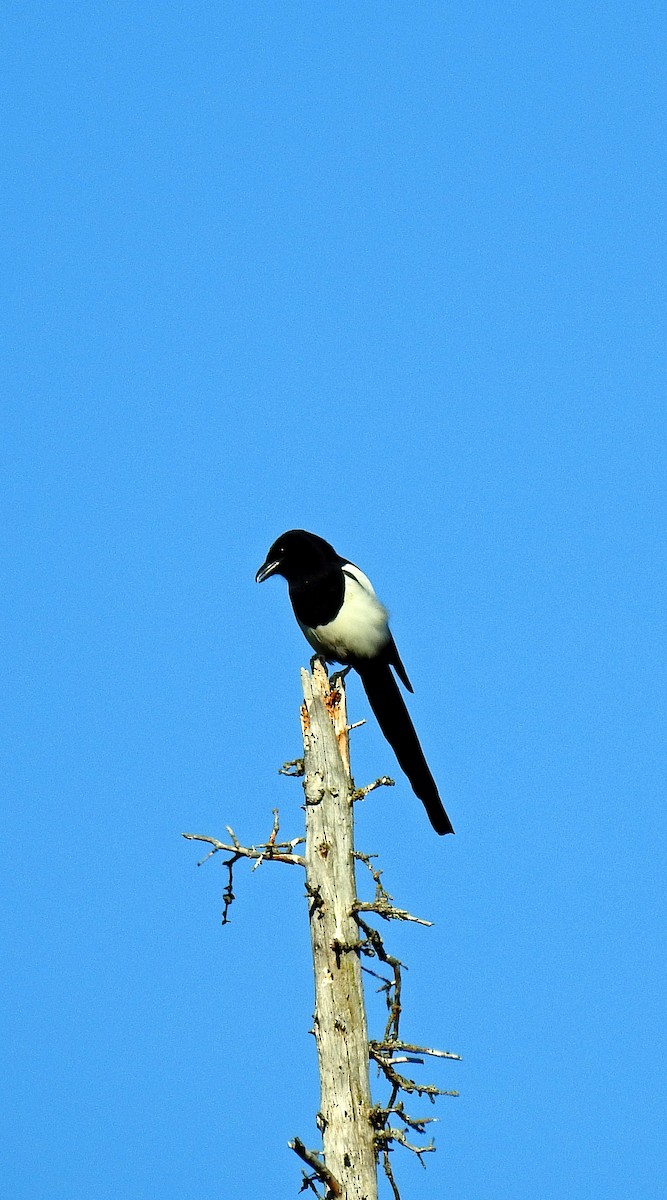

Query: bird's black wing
[386,634,413,693]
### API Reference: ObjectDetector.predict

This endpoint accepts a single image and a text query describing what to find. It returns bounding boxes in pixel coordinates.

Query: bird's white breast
[301,563,391,662]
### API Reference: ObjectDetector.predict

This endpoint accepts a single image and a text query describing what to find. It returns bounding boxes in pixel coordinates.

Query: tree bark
[300,661,378,1200]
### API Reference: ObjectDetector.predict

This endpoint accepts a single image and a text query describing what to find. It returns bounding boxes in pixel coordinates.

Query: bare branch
[371,1040,462,1062]
[351,776,395,802]
[380,1101,438,1133]
[183,814,305,923]
[289,1138,341,1198]
[375,1126,436,1162]
[370,1047,459,1100]
[297,1169,324,1196]
[381,1149,401,1200]
[353,852,431,925]
[353,899,433,926]
[279,758,305,777]
[182,831,305,868]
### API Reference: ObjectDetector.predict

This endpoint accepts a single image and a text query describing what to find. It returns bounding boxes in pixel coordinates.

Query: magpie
[255,529,454,836]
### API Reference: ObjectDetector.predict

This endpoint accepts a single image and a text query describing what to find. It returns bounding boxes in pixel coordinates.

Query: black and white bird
[255,529,454,836]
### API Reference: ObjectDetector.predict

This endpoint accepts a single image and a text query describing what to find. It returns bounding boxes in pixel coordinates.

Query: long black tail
[357,660,454,836]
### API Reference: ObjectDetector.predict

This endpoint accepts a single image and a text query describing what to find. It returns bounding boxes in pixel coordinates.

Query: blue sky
[2,3,665,1198]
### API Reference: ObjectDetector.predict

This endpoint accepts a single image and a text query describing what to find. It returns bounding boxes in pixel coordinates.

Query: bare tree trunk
[185,660,460,1197]
[299,661,378,1200]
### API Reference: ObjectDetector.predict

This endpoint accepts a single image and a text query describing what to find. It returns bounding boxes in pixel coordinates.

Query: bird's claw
[329,666,351,688]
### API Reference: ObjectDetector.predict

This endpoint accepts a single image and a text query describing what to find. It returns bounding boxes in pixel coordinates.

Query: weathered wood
[300,661,378,1200]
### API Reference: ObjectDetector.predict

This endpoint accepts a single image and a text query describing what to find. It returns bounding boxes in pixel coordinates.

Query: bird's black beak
[255,558,280,583]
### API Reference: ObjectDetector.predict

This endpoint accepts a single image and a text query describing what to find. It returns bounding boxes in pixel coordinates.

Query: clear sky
[2,3,665,1198]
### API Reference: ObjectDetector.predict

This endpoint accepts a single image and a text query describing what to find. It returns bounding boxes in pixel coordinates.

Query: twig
[182,831,305,868]
[370,1048,459,1100]
[375,1126,436,1164]
[279,758,305,777]
[381,1149,401,1200]
[355,895,460,1197]
[183,815,305,924]
[298,1168,326,1196]
[380,1101,438,1133]
[354,914,404,1041]
[371,1040,462,1062]
[351,776,394,802]
[353,853,431,925]
[289,1138,341,1198]
[353,899,432,926]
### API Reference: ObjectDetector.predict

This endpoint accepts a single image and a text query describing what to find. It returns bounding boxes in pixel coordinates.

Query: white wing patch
[342,562,377,595]
[300,563,391,662]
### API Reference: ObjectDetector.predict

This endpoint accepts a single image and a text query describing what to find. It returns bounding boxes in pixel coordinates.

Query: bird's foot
[329,666,351,688]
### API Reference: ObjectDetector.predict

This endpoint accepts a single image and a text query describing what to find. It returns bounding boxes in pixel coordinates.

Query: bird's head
[255,529,337,584]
